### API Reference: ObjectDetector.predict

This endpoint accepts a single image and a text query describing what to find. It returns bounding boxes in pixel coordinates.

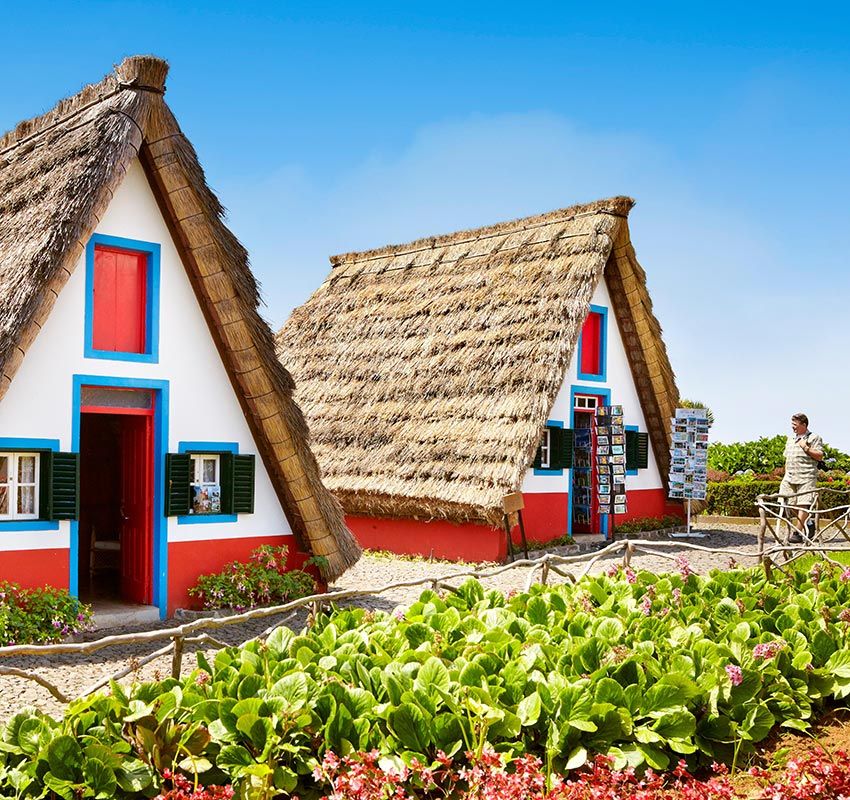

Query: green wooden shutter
[220,452,234,514]
[636,432,649,470]
[625,430,639,471]
[558,428,574,470]
[232,455,256,514]
[165,454,191,516]
[47,452,79,520]
[38,452,52,520]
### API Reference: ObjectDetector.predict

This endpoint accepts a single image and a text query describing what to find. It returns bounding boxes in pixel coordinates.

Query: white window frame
[574,395,598,410]
[539,429,551,469]
[0,452,40,521]
[189,453,221,515]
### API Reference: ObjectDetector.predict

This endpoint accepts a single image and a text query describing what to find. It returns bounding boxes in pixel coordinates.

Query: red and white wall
[520,275,680,543]
[0,159,303,614]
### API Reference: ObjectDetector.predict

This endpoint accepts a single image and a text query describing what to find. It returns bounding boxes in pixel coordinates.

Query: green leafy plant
[187,545,316,611]
[7,560,850,797]
[704,480,850,517]
[0,581,92,646]
[613,516,684,534]
[708,436,850,476]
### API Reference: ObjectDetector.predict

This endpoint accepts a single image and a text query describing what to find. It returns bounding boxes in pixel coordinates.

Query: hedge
[704,481,850,517]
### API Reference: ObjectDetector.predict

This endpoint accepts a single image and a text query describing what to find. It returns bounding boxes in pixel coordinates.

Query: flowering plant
[0,580,92,646]
[187,545,316,610]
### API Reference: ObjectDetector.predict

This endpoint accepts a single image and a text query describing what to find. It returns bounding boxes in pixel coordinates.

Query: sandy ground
[0,522,761,723]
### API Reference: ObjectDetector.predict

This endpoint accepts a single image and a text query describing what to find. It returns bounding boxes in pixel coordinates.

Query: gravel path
[0,523,760,723]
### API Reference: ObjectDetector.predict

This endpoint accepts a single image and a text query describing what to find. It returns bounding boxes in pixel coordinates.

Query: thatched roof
[0,56,359,579]
[277,199,679,526]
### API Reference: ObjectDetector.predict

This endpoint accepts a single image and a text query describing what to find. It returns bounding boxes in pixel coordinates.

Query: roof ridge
[0,55,168,156]
[329,196,634,267]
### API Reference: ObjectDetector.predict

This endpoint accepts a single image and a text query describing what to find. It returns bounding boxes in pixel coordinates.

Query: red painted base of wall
[167,535,314,616]
[0,549,69,590]
[615,488,685,524]
[348,488,685,563]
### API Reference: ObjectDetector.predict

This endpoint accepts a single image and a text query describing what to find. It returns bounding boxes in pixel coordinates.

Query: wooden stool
[502,492,529,562]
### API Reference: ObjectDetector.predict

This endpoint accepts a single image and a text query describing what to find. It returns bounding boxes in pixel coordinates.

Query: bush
[0,581,92,646]
[187,544,316,611]
[613,515,683,534]
[704,479,850,517]
[708,436,850,475]
[8,561,850,797]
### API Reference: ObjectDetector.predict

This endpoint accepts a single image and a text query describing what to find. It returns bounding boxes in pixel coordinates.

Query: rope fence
[4,533,850,708]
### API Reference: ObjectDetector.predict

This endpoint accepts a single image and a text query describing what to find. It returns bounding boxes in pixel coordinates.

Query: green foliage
[8,562,850,796]
[0,581,92,646]
[708,435,850,475]
[704,480,850,517]
[613,515,683,534]
[187,545,316,611]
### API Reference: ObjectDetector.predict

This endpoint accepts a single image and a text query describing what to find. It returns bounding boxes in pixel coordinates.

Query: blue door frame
[567,385,612,538]
[70,374,170,618]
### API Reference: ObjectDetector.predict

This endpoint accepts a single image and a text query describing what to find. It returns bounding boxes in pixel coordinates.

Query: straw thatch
[277,199,679,526]
[0,56,359,579]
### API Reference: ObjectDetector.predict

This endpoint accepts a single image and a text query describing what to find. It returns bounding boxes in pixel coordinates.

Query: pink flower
[640,595,652,616]
[675,554,692,580]
[725,664,743,686]
[753,641,785,660]
[841,569,850,582]
[624,567,637,584]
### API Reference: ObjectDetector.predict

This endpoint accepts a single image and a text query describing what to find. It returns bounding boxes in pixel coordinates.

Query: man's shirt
[784,432,824,481]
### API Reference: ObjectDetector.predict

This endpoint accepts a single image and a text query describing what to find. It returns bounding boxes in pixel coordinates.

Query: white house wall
[0,158,293,552]
[522,275,663,495]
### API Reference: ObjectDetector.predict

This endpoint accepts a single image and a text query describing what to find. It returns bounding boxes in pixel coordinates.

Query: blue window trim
[576,304,608,383]
[0,438,60,531]
[177,441,239,525]
[84,234,161,364]
[71,374,170,619]
[568,385,612,539]
[533,419,564,476]
[625,425,639,476]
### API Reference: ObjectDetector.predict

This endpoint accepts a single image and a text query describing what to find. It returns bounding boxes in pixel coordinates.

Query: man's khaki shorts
[779,477,818,509]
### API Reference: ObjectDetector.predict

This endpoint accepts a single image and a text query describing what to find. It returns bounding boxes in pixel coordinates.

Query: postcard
[609,405,623,416]
[612,435,624,445]
[611,445,624,455]
[597,436,610,446]
[614,503,626,514]
[610,454,626,465]
[612,465,625,476]
[596,426,610,436]
[614,494,626,504]
[597,455,610,465]
[612,415,624,426]
[599,484,611,495]
[598,473,610,484]
[613,483,626,494]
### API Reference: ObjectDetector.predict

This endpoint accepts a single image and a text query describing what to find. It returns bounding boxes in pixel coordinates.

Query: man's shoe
[788,532,804,544]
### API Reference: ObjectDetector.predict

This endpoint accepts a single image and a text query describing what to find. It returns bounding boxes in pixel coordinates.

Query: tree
[678,398,715,428]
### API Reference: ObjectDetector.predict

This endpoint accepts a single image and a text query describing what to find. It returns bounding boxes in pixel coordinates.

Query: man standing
[781,412,824,542]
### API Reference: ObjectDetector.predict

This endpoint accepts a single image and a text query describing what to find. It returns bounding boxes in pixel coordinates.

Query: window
[578,306,607,382]
[189,454,221,514]
[539,430,551,469]
[85,234,161,363]
[574,395,598,410]
[533,424,574,472]
[0,453,40,520]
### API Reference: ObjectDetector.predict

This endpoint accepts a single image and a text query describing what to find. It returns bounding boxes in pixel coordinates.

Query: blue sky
[3,2,849,448]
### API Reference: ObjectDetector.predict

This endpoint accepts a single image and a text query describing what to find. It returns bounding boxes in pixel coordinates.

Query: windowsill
[177,514,237,525]
[0,520,60,531]
[84,347,159,364]
[576,371,607,383]
[533,468,564,476]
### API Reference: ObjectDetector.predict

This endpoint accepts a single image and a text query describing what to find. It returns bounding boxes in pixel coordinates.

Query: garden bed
[3,556,850,797]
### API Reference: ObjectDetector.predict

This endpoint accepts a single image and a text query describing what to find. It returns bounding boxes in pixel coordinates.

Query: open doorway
[78,390,154,605]
[570,392,609,535]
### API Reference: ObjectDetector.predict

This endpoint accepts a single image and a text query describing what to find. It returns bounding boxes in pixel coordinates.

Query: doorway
[570,392,609,535]
[78,390,154,605]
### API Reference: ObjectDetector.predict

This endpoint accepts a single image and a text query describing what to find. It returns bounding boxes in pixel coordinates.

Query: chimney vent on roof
[115,55,169,94]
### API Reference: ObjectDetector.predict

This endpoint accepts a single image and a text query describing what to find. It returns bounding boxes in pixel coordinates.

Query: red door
[121,415,153,604]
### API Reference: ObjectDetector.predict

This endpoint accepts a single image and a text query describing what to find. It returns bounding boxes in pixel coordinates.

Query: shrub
[704,481,850,518]
[613,515,683,534]
[708,436,850,475]
[187,544,316,611]
[0,581,92,646]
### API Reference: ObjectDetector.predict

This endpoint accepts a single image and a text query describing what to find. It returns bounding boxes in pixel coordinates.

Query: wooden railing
[757,487,850,568]
[4,535,850,707]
